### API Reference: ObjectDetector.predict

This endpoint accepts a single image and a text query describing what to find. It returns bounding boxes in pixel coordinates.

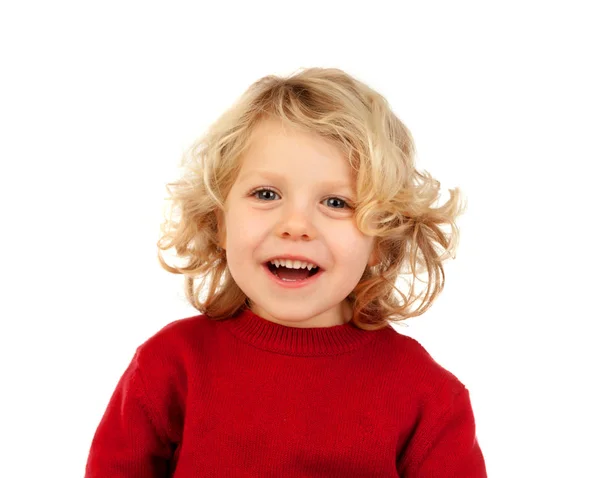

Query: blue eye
[325,197,347,209]
[254,188,279,201]
[250,188,351,209]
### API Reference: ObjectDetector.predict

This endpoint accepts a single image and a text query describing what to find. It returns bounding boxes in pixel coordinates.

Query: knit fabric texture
[85,307,487,477]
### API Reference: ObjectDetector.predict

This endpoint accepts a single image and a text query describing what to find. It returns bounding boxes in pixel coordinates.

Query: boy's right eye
[251,188,279,201]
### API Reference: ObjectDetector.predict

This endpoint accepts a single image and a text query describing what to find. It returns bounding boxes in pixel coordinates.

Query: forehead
[238,118,353,181]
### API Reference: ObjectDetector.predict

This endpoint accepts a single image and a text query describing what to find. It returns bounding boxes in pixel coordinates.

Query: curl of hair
[157,67,467,331]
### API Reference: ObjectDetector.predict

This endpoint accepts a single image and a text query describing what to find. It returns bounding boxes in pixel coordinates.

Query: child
[85,67,487,477]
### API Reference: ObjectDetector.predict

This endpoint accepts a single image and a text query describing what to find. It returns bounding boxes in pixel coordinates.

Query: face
[217,118,378,328]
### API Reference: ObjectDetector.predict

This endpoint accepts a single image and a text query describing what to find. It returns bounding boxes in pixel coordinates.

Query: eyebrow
[239,170,354,192]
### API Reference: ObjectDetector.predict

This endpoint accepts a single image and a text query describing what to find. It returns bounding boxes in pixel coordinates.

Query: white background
[1,1,598,476]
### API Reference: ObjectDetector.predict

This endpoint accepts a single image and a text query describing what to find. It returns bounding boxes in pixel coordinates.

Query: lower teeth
[275,271,306,282]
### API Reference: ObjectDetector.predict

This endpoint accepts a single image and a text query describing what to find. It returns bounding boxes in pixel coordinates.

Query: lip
[264,255,324,270]
[262,263,324,289]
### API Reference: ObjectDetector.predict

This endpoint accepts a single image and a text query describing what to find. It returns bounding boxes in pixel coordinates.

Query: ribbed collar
[222,307,380,357]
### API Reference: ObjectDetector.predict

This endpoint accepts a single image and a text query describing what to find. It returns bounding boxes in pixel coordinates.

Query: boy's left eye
[324,197,347,209]
[250,188,352,210]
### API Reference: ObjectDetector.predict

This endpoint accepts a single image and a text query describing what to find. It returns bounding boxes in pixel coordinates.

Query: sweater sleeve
[85,350,174,477]
[398,387,487,477]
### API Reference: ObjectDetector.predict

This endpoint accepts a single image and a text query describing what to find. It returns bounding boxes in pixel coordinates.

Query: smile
[262,263,324,289]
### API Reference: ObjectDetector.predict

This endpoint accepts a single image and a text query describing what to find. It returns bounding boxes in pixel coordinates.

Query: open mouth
[265,262,321,281]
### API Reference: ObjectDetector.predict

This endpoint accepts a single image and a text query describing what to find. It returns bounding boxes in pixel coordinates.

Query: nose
[275,202,317,241]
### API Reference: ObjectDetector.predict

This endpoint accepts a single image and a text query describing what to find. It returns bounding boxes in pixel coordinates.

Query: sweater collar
[223,307,380,357]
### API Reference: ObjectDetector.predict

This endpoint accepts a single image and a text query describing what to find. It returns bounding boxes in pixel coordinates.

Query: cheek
[334,231,374,265]
[225,209,268,249]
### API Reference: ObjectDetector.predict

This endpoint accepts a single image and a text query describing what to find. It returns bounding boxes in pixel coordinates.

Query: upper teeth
[269,259,318,271]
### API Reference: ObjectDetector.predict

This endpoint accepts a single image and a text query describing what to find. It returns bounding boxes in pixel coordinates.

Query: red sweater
[85,307,487,477]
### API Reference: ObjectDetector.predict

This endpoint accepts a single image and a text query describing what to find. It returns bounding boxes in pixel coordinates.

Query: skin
[216,117,378,328]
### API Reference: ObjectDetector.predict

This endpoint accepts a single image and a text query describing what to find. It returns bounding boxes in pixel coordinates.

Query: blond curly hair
[157,67,466,331]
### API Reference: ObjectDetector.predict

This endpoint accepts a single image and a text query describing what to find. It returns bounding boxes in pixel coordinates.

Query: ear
[367,239,380,267]
[215,209,226,250]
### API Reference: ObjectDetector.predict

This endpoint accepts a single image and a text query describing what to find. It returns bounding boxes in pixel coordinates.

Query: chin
[255,302,344,326]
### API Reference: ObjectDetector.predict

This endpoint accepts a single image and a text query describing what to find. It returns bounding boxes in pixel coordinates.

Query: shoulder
[132,313,223,371]
[378,325,467,399]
